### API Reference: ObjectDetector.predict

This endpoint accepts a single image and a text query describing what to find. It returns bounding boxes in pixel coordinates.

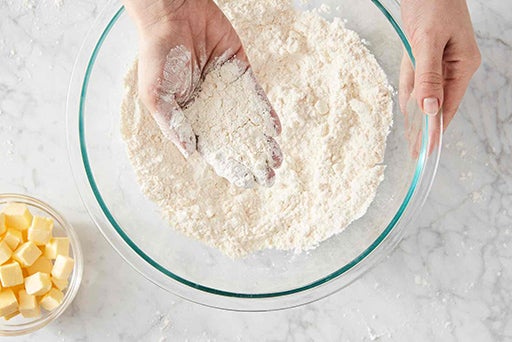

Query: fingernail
[423,97,439,116]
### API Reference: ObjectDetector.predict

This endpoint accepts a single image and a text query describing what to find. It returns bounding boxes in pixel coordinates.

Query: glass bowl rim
[66,0,441,310]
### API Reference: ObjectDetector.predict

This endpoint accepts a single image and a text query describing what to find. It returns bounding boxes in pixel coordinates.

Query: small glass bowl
[0,194,83,336]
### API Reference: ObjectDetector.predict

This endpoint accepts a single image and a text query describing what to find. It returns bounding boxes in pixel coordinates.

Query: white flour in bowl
[120,0,393,258]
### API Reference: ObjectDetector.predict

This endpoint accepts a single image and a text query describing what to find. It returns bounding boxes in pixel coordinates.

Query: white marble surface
[0,0,511,341]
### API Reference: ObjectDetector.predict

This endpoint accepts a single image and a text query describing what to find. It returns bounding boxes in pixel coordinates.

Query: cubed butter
[13,241,42,267]
[18,290,40,318]
[2,228,23,250]
[51,255,74,280]
[44,237,69,259]
[28,216,53,231]
[24,272,52,296]
[51,277,68,291]
[3,310,19,320]
[0,207,72,315]
[0,289,18,317]
[39,288,63,311]
[27,256,53,275]
[0,213,6,235]
[10,284,25,298]
[2,203,33,231]
[0,240,13,265]
[27,216,53,245]
[0,262,23,287]
[27,229,52,246]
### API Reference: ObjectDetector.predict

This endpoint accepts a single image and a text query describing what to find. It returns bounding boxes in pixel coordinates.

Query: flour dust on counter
[120,0,393,258]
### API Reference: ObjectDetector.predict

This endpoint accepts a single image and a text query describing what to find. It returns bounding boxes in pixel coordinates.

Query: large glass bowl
[66,0,442,311]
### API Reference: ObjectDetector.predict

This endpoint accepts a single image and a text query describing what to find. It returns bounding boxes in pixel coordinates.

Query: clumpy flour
[120,0,393,258]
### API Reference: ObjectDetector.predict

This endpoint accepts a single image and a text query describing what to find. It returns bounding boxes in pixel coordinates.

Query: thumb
[153,95,197,158]
[413,39,445,116]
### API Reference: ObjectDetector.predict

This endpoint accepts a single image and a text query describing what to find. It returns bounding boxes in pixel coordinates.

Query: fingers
[408,36,446,158]
[252,136,282,186]
[412,36,446,116]
[152,94,197,158]
[409,114,441,159]
[262,96,282,137]
[168,106,197,157]
[404,95,422,159]
[253,164,276,188]
[212,158,277,189]
[256,83,281,136]
[427,113,442,155]
[404,91,442,159]
[441,78,469,129]
[441,52,481,128]
[240,135,282,186]
[399,53,415,116]
[266,136,283,169]
[410,130,422,160]
[212,63,282,188]
[247,68,282,136]
[202,137,281,189]
[196,54,283,189]
[215,158,256,189]
[218,143,280,188]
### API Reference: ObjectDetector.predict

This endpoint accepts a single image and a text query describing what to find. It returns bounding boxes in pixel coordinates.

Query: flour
[153,45,198,157]
[120,0,393,258]
[184,59,278,188]
[155,45,278,186]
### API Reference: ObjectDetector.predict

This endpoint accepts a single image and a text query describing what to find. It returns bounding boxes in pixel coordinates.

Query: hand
[123,0,282,187]
[399,0,481,152]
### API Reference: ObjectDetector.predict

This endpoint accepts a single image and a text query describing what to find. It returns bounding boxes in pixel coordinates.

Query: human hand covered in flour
[123,0,282,188]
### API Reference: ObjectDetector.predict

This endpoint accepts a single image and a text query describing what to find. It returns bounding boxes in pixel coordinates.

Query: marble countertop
[1,0,510,341]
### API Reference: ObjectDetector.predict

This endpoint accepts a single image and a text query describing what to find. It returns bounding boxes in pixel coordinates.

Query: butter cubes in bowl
[0,194,83,336]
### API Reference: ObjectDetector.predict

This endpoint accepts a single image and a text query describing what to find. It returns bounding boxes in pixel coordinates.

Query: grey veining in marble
[0,0,511,341]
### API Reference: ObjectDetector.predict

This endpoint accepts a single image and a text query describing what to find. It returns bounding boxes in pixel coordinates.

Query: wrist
[122,0,187,34]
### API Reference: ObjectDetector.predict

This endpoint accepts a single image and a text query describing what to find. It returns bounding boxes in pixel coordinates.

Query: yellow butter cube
[10,284,25,298]
[18,290,40,318]
[13,241,42,267]
[2,228,23,250]
[39,288,63,311]
[51,277,68,291]
[28,229,52,246]
[3,310,19,321]
[0,240,13,265]
[24,272,52,296]
[27,216,53,245]
[29,216,53,231]
[44,238,69,259]
[2,203,33,231]
[51,255,74,280]
[0,289,18,317]
[0,262,23,287]
[0,213,6,235]
[27,256,53,276]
